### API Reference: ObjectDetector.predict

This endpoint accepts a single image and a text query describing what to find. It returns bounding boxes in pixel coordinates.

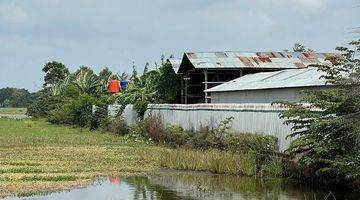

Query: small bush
[27,91,64,118]
[143,115,166,142]
[164,125,187,147]
[100,117,129,135]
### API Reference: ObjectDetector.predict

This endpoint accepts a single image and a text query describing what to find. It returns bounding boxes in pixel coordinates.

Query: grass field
[0,108,27,115]
[0,119,164,197]
[0,118,281,197]
[0,108,28,120]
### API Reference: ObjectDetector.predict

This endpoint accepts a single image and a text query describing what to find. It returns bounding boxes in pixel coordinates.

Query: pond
[4,170,359,200]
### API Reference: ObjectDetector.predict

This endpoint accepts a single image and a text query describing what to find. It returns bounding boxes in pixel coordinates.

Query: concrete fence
[110,103,295,151]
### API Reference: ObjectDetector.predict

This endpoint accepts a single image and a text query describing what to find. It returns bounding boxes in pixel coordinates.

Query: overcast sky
[0,0,359,91]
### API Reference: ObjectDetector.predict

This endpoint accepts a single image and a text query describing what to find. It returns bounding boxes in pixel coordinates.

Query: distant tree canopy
[42,61,70,88]
[0,88,38,108]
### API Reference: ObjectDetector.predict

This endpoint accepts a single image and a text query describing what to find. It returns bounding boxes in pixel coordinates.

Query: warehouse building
[205,67,329,104]
[177,51,335,104]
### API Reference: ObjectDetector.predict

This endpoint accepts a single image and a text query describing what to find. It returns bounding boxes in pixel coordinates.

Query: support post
[183,76,190,104]
[204,69,209,103]
[180,76,184,104]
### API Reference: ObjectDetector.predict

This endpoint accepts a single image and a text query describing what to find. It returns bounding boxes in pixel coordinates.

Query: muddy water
[4,171,360,200]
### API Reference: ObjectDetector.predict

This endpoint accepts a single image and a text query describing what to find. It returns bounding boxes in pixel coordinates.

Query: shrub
[27,91,64,118]
[142,114,166,142]
[164,125,187,147]
[47,94,104,127]
[47,106,73,125]
[100,117,129,135]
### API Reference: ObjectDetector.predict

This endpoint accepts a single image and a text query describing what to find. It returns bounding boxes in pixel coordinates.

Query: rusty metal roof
[205,67,329,92]
[179,51,337,72]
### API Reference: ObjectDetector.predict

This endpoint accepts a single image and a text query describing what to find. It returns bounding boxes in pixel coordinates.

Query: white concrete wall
[108,104,139,126]
[144,104,293,151]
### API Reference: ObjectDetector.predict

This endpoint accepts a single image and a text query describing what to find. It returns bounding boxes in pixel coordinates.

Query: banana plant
[50,75,72,96]
[73,70,101,95]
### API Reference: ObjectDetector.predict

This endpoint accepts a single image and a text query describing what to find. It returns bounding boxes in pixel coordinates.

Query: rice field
[0,119,164,197]
[0,118,282,198]
[0,108,29,119]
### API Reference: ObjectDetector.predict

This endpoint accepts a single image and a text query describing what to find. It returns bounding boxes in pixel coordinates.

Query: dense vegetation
[0,88,38,108]
[28,57,181,126]
[279,40,360,190]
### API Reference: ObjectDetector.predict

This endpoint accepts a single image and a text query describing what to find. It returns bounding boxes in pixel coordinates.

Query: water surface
[4,171,359,200]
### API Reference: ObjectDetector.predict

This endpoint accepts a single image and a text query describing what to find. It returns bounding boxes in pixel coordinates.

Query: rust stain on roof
[181,51,338,70]
[238,57,254,67]
[294,62,306,68]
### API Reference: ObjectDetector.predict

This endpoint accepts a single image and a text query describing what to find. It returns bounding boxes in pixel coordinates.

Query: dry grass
[0,119,164,198]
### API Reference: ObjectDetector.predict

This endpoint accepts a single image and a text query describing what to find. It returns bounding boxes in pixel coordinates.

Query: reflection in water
[4,171,360,200]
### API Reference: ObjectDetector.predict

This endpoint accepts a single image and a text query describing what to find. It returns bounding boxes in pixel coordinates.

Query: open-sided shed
[177,51,335,104]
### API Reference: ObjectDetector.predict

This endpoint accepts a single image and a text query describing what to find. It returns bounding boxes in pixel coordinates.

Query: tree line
[0,88,38,108]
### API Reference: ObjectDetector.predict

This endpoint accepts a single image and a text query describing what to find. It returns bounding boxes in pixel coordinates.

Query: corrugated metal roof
[182,51,336,70]
[168,58,182,73]
[205,67,328,92]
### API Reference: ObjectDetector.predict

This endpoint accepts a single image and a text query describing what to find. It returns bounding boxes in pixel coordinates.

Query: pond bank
[4,170,360,200]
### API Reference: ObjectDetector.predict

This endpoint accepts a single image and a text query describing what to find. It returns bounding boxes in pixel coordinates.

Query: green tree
[75,66,95,76]
[157,61,181,103]
[130,63,139,83]
[99,67,112,81]
[279,40,360,188]
[293,43,314,53]
[73,69,101,95]
[0,87,37,107]
[116,68,159,118]
[42,61,70,88]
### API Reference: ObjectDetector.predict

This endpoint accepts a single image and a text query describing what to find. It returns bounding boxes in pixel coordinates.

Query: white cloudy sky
[0,0,359,91]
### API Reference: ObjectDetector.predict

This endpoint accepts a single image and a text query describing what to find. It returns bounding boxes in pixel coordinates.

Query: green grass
[0,119,164,197]
[160,149,283,177]
[0,118,282,197]
[160,149,257,175]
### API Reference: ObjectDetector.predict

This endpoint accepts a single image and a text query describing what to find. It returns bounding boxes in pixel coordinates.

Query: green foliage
[48,94,96,126]
[73,70,101,95]
[27,90,64,118]
[115,56,181,118]
[42,61,70,88]
[157,61,181,103]
[279,40,360,188]
[292,43,314,53]
[0,87,38,108]
[133,115,278,154]
[116,69,159,118]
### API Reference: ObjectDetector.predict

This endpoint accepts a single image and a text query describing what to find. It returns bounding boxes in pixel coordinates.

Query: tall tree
[279,40,360,188]
[42,61,70,88]
[157,60,181,103]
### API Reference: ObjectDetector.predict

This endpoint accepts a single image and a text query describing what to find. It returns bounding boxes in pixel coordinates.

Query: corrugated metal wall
[210,88,304,104]
[144,104,293,151]
[114,104,294,151]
